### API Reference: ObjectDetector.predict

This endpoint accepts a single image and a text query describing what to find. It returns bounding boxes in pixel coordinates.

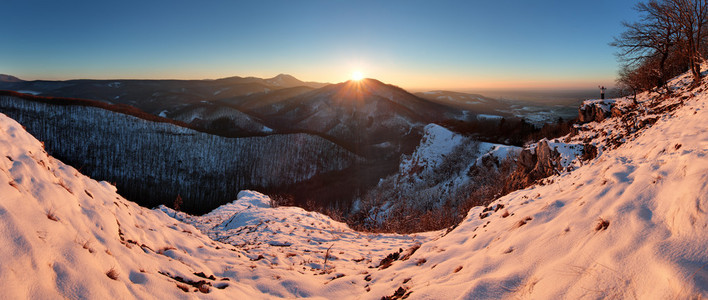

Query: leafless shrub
[595,218,610,231]
[382,287,408,300]
[514,216,533,228]
[46,209,59,221]
[323,244,334,263]
[8,181,20,191]
[173,194,183,211]
[269,193,295,208]
[379,251,401,269]
[57,179,73,194]
[106,267,119,280]
[82,239,95,253]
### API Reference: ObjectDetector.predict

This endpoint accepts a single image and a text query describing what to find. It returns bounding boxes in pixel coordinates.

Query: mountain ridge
[0,74,23,82]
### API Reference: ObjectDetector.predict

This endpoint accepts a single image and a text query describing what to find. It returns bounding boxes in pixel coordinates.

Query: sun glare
[351,71,364,81]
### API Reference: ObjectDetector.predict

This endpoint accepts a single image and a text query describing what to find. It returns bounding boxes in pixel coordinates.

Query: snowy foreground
[2,77,708,299]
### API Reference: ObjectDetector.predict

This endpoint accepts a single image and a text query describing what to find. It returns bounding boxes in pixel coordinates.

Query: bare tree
[611,1,677,89]
[664,0,708,84]
[616,62,657,99]
[613,0,708,92]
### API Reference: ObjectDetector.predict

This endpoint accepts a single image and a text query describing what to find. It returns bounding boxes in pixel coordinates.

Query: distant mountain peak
[272,73,296,79]
[0,74,23,82]
[211,74,325,89]
[265,74,309,88]
[333,78,413,98]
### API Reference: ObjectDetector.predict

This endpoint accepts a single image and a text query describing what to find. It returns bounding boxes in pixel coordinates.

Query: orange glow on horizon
[351,71,364,81]
[17,68,614,92]
[333,78,375,105]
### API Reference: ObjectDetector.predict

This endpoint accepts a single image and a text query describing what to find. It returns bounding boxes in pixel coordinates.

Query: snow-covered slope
[2,68,708,298]
[159,191,437,277]
[400,123,520,172]
[0,113,258,298]
[381,85,708,298]
[372,123,520,211]
[169,103,273,134]
[0,115,429,299]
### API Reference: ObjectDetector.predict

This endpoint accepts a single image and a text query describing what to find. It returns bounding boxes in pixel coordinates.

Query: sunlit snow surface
[0,70,707,298]
[160,191,436,276]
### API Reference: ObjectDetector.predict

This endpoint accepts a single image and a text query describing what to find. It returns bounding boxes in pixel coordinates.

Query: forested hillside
[0,95,360,214]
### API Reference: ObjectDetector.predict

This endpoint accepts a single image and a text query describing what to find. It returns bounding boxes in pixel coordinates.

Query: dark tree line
[438,116,574,147]
[0,95,360,215]
[612,0,708,95]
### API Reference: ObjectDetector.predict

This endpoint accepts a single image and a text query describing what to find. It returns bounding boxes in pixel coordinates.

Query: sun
[351,71,364,81]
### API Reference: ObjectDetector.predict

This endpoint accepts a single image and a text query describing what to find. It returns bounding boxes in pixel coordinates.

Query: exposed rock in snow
[398,124,468,175]
[578,99,614,123]
[358,124,521,224]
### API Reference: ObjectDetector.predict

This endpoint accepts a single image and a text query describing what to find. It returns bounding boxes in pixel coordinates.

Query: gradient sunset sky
[2,0,639,91]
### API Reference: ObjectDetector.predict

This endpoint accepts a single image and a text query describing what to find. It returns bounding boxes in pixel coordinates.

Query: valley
[5,0,708,298]
[0,68,706,298]
[0,74,577,218]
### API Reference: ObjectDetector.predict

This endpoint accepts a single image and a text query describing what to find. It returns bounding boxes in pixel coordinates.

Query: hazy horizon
[2,0,639,91]
[2,71,607,102]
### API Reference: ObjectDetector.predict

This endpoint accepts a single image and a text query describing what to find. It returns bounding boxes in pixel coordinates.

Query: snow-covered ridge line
[0,90,193,128]
[399,123,520,179]
[356,123,522,227]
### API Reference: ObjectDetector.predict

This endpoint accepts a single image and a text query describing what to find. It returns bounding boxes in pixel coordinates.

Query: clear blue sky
[1,0,639,91]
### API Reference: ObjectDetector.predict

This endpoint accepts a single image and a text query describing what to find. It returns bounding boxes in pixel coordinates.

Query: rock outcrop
[578,99,615,123]
[506,139,561,191]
